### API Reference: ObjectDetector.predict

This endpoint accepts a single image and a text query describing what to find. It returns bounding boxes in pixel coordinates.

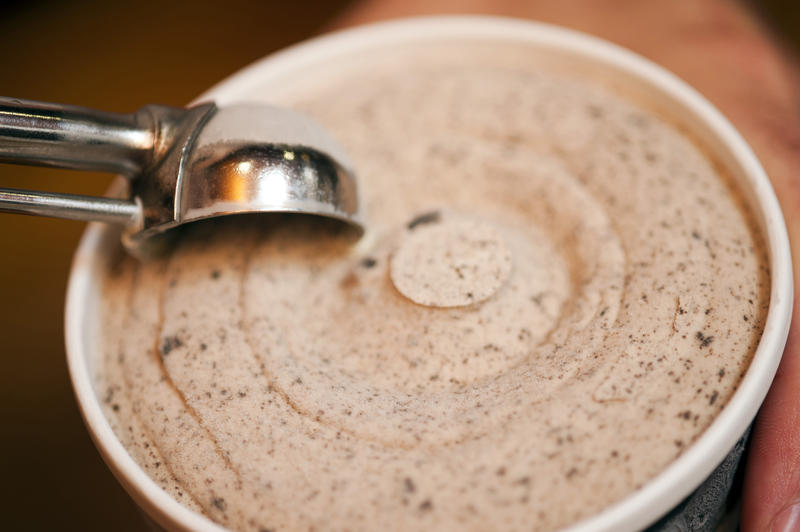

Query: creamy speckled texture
[96,43,769,531]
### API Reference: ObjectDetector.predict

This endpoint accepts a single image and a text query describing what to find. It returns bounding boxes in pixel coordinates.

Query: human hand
[332,1,800,529]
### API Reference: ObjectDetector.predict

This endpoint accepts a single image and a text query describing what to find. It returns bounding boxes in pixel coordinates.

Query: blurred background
[0,1,797,530]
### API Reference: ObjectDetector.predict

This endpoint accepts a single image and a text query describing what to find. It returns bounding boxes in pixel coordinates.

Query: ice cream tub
[65,16,792,532]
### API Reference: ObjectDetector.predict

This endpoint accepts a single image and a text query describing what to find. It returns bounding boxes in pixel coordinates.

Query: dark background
[0,1,797,530]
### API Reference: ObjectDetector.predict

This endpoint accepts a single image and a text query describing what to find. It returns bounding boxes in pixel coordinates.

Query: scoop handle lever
[0,187,139,224]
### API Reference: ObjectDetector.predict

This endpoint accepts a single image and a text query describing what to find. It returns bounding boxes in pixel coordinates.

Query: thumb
[741,327,800,531]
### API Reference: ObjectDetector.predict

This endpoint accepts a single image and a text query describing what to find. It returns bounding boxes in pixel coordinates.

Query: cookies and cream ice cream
[96,43,769,531]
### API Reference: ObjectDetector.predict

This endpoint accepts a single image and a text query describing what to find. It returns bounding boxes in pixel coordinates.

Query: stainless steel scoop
[0,97,363,251]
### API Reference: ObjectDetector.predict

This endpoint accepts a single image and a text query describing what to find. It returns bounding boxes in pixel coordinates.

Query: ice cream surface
[96,42,769,531]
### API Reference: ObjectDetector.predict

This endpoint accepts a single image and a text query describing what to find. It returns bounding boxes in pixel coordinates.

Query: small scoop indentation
[390,213,512,307]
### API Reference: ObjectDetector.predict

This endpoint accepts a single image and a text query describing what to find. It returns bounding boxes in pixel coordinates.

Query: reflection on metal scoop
[0,97,362,252]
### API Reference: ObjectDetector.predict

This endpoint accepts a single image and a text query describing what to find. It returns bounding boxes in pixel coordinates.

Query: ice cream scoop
[0,97,362,252]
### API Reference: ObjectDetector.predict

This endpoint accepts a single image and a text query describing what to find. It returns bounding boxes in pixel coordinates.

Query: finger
[741,324,800,531]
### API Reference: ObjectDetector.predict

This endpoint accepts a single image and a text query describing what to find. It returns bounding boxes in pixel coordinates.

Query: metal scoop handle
[0,97,154,172]
[0,97,210,224]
